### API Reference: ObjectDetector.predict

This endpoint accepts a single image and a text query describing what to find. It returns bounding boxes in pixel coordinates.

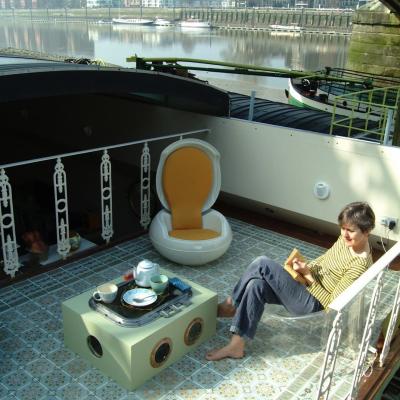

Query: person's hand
[292,259,314,285]
[292,258,308,272]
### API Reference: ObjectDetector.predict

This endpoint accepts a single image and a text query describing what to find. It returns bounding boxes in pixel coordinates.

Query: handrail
[329,85,400,143]
[329,241,400,312]
[0,128,210,278]
[0,129,210,170]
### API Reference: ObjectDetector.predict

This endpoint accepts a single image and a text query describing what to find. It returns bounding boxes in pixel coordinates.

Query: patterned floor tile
[171,356,204,378]
[57,382,90,400]
[25,357,56,377]
[40,368,71,389]
[47,348,76,366]
[63,358,92,378]
[190,366,224,388]
[23,326,47,345]
[34,336,61,354]
[0,325,11,342]
[12,346,40,366]
[127,379,167,400]
[209,380,244,399]
[207,356,238,376]
[173,380,205,400]
[1,370,32,391]
[95,381,129,400]
[0,383,8,399]
[1,218,398,400]
[152,368,185,391]
[78,369,109,391]
[15,381,48,400]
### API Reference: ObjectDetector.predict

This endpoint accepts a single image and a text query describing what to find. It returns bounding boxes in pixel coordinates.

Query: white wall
[202,116,400,242]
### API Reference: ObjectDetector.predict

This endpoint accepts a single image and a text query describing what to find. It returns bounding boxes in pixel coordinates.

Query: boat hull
[287,78,380,120]
[112,18,153,25]
[269,24,304,32]
[153,18,173,26]
[179,20,211,28]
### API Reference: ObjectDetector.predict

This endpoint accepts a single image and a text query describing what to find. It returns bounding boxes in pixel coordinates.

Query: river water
[0,20,350,95]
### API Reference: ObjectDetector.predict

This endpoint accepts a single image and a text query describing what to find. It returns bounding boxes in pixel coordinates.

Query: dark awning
[0,59,230,117]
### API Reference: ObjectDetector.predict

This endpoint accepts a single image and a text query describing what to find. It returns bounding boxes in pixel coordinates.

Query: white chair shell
[149,138,232,266]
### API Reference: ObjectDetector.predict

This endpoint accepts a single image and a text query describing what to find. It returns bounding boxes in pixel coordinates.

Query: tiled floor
[0,218,398,400]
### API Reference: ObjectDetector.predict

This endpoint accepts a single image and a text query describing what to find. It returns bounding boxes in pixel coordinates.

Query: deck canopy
[379,0,400,14]
[0,57,230,117]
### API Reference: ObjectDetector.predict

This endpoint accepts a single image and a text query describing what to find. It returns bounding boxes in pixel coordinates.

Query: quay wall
[181,8,353,33]
[346,10,400,77]
[0,8,353,33]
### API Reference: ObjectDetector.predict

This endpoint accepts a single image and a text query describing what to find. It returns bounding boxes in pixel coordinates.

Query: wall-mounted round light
[314,182,330,200]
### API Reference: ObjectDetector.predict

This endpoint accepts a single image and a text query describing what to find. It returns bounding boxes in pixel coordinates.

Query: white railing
[0,128,209,278]
[317,241,400,399]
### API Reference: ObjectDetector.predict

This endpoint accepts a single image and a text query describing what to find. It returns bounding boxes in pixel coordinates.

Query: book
[284,248,307,285]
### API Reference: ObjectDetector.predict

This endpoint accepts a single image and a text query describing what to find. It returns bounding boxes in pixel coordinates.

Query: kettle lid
[137,259,155,269]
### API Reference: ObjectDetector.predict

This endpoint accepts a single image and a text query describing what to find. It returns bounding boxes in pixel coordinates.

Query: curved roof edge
[0,58,230,117]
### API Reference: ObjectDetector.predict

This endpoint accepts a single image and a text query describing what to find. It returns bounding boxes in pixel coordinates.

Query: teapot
[134,259,160,287]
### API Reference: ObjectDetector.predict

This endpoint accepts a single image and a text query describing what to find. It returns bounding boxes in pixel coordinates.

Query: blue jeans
[230,256,323,339]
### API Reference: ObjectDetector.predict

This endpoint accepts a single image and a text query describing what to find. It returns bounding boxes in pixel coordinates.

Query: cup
[150,274,169,294]
[93,283,118,303]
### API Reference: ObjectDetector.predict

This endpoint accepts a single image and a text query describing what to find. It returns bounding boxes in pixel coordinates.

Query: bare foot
[217,296,236,318]
[205,335,245,361]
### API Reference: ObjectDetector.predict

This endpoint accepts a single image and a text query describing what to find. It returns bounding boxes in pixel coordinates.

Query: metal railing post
[140,142,151,230]
[100,150,113,243]
[0,169,20,277]
[53,158,71,259]
[349,269,386,399]
[383,109,394,145]
[316,312,343,400]
[379,276,400,366]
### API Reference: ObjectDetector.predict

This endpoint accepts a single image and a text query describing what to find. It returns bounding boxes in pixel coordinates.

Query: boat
[152,17,174,26]
[1,50,400,399]
[112,17,154,25]
[269,24,304,32]
[179,18,211,28]
[286,68,400,119]
[97,19,112,25]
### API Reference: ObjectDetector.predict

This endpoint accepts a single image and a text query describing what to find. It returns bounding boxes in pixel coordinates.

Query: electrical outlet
[380,216,398,229]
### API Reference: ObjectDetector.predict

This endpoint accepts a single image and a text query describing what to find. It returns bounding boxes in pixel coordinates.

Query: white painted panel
[202,117,400,241]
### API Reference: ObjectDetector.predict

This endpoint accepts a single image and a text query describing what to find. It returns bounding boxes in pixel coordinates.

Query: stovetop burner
[89,279,192,327]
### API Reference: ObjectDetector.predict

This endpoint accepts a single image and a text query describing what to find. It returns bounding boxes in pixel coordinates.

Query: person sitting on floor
[206,201,375,361]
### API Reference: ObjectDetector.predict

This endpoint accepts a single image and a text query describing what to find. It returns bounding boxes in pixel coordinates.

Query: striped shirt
[306,236,373,309]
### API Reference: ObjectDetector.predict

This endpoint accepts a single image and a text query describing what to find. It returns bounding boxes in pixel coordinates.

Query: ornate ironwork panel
[100,150,113,243]
[53,158,70,258]
[0,169,20,277]
[349,270,385,399]
[140,142,151,230]
[317,312,343,400]
[379,275,400,366]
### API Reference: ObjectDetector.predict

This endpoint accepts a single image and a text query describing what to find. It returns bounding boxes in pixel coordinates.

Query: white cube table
[62,272,217,390]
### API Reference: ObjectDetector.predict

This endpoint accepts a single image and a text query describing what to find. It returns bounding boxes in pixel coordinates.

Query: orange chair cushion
[163,147,213,230]
[169,229,220,240]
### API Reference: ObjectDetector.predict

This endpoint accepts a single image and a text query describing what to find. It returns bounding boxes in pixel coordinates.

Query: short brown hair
[338,202,375,233]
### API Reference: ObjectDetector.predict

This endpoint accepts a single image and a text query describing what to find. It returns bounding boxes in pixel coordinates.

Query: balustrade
[0,129,209,276]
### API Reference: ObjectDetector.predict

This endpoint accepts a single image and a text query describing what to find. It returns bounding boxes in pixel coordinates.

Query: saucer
[122,288,157,307]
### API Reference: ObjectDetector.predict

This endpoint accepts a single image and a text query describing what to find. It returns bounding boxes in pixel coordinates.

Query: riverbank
[0,7,353,34]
